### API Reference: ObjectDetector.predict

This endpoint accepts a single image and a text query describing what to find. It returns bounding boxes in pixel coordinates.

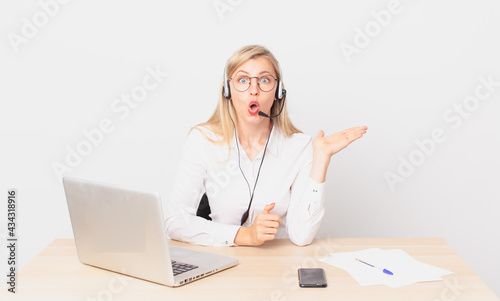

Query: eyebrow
[234,70,275,76]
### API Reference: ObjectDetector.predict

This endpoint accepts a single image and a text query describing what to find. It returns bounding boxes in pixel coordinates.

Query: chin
[246,114,262,122]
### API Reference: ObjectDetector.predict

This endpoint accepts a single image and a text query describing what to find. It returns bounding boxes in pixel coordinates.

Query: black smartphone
[298,268,327,288]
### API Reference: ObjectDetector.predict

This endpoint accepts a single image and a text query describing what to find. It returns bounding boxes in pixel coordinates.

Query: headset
[222,60,287,119]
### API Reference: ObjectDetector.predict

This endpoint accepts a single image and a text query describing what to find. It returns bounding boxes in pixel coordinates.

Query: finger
[343,133,360,143]
[255,213,281,226]
[349,125,367,130]
[274,214,282,226]
[262,203,275,214]
[351,127,368,140]
[258,219,280,229]
[352,126,368,136]
[257,223,279,235]
[342,126,368,142]
[316,130,325,138]
[259,213,281,225]
[342,126,367,136]
[258,233,276,242]
[261,226,278,235]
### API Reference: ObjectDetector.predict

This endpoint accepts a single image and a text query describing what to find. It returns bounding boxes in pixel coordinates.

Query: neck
[235,119,272,150]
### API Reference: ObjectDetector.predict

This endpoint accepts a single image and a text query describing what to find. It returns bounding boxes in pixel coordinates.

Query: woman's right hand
[234,203,281,246]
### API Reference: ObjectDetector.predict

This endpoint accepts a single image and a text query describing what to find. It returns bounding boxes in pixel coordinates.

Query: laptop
[62,177,238,287]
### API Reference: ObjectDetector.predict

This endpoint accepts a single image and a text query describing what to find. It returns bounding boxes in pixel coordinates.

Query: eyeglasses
[229,74,277,92]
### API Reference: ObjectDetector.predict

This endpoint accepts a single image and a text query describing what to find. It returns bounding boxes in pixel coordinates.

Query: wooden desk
[1,238,498,301]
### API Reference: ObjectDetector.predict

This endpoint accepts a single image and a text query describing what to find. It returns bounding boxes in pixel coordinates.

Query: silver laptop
[62,177,238,287]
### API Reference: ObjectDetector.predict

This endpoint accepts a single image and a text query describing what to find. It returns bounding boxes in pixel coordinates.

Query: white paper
[319,248,452,288]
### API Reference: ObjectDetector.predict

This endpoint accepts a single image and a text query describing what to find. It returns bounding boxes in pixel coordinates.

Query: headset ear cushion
[276,80,285,100]
[281,88,286,100]
[224,80,231,99]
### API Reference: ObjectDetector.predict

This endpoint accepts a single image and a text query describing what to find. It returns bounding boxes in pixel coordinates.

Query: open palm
[312,126,368,158]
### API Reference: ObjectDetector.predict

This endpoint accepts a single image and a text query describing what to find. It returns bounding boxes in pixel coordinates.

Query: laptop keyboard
[171,260,199,276]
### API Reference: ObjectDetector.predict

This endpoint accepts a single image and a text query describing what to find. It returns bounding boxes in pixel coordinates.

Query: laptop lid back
[63,177,175,286]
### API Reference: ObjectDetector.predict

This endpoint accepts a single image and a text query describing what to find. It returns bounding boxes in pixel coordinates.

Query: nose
[248,77,260,95]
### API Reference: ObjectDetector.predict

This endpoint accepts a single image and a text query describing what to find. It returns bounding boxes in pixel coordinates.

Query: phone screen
[298,268,327,287]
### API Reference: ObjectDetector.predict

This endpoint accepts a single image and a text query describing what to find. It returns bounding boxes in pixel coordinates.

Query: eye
[237,76,249,84]
[260,76,272,84]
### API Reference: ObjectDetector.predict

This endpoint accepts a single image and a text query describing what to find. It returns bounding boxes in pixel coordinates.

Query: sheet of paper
[319,248,452,287]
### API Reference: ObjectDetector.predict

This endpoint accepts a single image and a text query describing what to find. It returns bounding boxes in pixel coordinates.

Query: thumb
[316,130,325,138]
[262,203,275,214]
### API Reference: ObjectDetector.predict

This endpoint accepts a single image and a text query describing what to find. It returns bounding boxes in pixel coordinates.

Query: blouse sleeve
[164,129,241,246]
[285,141,326,246]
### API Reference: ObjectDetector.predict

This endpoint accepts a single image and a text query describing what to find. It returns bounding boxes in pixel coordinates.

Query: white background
[1,0,499,297]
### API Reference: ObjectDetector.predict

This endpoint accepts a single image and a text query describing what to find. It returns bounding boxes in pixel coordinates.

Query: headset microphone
[258,89,286,119]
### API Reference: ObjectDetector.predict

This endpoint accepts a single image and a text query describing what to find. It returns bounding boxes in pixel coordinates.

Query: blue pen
[355,258,394,275]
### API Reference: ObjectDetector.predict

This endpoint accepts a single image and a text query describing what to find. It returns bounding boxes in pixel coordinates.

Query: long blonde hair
[194,45,301,148]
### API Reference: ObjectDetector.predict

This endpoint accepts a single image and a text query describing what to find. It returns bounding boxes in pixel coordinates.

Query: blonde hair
[194,45,301,148]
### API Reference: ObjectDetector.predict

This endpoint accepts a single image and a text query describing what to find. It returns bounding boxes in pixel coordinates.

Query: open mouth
[248,101,260,115]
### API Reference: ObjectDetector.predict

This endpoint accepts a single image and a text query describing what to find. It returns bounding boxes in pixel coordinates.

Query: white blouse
[164,125,325,246]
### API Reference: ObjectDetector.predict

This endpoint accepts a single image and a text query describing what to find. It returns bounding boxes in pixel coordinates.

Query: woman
[165,45,367,247]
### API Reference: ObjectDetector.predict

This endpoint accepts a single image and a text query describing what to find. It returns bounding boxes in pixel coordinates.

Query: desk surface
[1,238,498,301]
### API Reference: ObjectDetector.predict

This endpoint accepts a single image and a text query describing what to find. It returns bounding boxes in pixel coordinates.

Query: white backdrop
[1,0,499,297]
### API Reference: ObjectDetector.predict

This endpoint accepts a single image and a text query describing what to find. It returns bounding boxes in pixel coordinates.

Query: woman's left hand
[312,126,368,159]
